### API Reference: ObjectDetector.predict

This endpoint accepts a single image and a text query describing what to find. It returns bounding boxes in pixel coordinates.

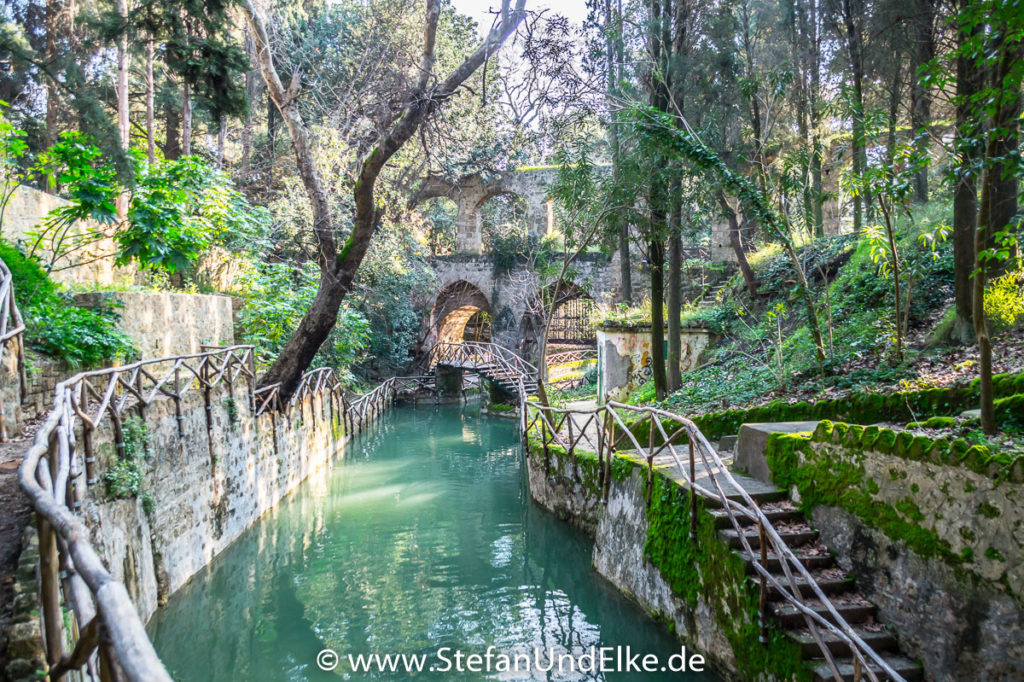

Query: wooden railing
[522,399,906,682]
[19,345,258,682]
[18,344,404,681]
[545,349,597,368]
[0,256,27,441]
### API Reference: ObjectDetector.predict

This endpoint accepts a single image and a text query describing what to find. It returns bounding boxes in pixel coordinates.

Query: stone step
[791,625,898,658]
[755,571,853,599]
[769,599,876,628]
[739,549,835,573]
[708,505,802,529]
[701,487,790,507]
[719,526,819,550]
[810,655,923,682]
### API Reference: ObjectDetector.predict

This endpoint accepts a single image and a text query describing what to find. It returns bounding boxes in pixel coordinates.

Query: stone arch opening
[432,280,491,346]
[478,191,530,252]
[545,282,597,348]
[418,197,458,256]
[411,169,557,254]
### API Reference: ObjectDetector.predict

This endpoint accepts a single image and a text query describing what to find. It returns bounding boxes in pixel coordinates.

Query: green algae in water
[148,405,716,681]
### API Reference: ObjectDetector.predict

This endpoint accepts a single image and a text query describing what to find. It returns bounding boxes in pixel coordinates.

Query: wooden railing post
[758,518,769,645]
[200,359,215,467]
[689,438,697,540]
[39,434,64,668]
[646,416,655,507]
[172,366,184,440]
[81,384,96,486]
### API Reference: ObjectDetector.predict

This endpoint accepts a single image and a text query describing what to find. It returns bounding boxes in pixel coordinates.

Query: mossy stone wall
[526,431,810,681]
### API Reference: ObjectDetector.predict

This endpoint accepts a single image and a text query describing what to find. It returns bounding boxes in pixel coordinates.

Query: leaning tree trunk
[244,0,527,398]
[719,193,758,297]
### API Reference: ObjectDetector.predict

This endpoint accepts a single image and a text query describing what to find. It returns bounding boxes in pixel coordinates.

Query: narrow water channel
[148,404,716,681]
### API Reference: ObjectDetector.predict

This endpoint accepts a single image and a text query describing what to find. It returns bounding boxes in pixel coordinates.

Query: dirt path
[0,417,40,677]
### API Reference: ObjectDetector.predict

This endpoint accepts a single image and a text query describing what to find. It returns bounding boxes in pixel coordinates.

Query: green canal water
[148,404,716,681]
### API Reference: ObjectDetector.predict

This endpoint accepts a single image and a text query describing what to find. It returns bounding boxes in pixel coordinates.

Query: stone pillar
[710,220,736,263]
[435,366,463,399]
[485,380,508,405]
[455,198,482,253]
[526,197,550,239]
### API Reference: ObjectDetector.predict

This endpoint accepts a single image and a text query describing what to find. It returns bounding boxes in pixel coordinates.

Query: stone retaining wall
[77,383,349,622]
[2,186,133,287]
[73,291,235,360]
[766,428,1024,681]
[3,527,45,682]
[0,343,22,436]
[525,441,804,681]
[813,506,1024,682]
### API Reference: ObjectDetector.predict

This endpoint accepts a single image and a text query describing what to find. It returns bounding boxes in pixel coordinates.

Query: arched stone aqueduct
[412,167,558,253]
[413,167,624,363]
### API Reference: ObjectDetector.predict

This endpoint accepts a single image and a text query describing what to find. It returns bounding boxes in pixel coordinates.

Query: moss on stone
[644,472,810,682]
[766,432,964,567]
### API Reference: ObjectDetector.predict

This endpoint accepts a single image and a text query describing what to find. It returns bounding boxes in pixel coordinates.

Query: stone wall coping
[597,323,713,333]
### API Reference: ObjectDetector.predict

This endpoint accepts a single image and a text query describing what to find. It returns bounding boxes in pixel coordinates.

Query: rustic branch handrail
[429,340,539,380]
[521,398,905,682]
[545,349,597,368]
[19,343,405,681]
[19,345,260,682]
[0,256,28,440]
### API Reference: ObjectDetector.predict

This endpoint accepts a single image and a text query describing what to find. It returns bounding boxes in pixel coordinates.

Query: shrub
[27,300,135,367]
[0,240,136,367]
[104,416,154,512]
[985,264,1024,330]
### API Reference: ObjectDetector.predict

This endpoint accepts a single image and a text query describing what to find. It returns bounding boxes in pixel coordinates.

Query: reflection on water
[148,405,717,681]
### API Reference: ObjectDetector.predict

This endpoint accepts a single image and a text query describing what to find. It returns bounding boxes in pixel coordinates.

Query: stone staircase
[698,281,729,308]
[706,496,923,681]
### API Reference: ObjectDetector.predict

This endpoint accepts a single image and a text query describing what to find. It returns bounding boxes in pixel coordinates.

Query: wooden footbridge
[429,341,539,397]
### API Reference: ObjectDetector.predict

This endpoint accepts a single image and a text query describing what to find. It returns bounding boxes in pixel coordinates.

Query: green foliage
[27,299,136,367]
[658,370,1024,443]
[0,240,135,366]
[0,240,55,309]
[598,298,656,328]
[119,154,269,274]
[104,416,154,513]
[906,416,956,430]
[238,261,370,377]
[984,263,1024,330]
[350,228,437,374]
[489,229,538,273]
[0,103,29,214]
[751,235,856,299]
